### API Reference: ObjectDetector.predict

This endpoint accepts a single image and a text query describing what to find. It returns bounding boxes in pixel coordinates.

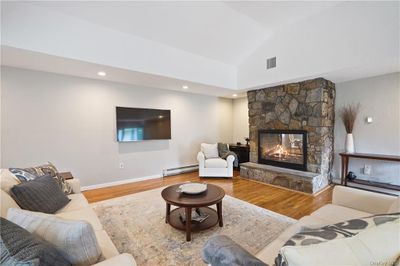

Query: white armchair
[197,143,235,178]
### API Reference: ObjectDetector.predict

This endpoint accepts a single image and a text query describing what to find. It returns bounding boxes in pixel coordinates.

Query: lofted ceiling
[30,1,340,65]
[1,1,399,97]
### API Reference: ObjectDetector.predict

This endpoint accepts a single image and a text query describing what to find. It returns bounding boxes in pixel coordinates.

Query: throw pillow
[10,175,70,214]
[7,208,102,266]
[217,143,229,158]
[9,168,38,182]
[10,162,73,195]
[279,220,399,266]
[275,213,400,266]
[0,217,71,266]
[201,143,219,159]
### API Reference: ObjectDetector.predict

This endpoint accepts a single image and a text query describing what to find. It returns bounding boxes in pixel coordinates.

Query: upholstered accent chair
[197,143,234,178]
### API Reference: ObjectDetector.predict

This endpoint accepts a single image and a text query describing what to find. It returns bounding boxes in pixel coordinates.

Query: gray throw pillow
[218,143,230,158]
[0,217,71,266]
[10,175,70,214]
[8,208,102,266]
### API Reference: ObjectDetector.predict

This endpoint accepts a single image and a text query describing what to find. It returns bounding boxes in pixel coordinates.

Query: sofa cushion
[93,253,137,266]
[57,193,90,213]
[8,208,102,266]
[95,230,120,259]
[278,220,400,266]
[310,203,371,223]
[205,158,228,168]
[388,197,400,213]
[201,143,219,159]
[0,169,21,194]
[0,190,20,218]
[256,215,329,265]
[56,208,103,231]
[0,217,71,266]
[10,175,70,214]
[8,167,38,182]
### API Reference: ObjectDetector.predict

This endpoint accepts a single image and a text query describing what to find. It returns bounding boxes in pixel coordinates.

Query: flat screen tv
[116,107,171,142]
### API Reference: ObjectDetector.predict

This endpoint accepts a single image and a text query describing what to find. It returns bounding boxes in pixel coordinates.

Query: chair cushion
[310,204,371,224]
[10,175,70,214]
[7,208,102,266]
[0,217,71,266]
[56,193,90,213]
[205,158,228,168]
[0,169,20,194]
[201,143,219,159]
[388,197,400,213]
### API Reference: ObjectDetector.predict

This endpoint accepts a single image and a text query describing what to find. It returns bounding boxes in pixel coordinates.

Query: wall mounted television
[116,107,171,142]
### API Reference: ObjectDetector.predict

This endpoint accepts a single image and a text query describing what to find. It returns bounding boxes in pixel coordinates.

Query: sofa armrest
[332,185,398,214]
[202,235,268,266]
[226,155,235,165]
[92,253,136,266]
[197,151,205,165]
[66,178,81,194]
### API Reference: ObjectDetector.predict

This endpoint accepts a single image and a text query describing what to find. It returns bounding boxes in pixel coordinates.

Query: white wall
[238,1,399,90]
[1,67,233,186]
[232,97,249,144]
[333,72,400,185]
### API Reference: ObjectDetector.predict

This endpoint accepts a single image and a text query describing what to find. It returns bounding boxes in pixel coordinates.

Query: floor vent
[163,164,198,177]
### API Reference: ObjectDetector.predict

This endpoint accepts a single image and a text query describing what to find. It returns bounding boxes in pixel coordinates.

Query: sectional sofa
[0,169,136,266]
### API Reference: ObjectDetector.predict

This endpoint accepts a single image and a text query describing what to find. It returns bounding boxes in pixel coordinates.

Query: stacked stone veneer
[241,78,335,194]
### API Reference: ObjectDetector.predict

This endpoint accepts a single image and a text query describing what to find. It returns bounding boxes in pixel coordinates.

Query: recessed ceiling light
[182,85,189,90]
[97,71,106,77]
[232,94,237,97]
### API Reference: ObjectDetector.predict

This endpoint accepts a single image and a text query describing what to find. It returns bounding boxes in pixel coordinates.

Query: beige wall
[1,67,233,186]
[333,72,400,185]
[232,97,249,144]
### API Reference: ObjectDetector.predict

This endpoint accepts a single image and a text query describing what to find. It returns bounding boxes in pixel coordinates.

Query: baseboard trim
[81,174,163,191]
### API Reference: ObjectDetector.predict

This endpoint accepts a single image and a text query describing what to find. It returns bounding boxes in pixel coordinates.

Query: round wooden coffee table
[161,183,225,241]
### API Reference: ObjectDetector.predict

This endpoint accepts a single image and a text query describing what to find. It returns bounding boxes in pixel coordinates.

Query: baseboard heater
[163,164,198,177]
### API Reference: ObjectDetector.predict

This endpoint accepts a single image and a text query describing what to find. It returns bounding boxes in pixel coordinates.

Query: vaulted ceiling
[1,1,399,97]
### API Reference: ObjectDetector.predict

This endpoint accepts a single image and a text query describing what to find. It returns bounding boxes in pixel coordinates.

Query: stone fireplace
[240,78,335,194]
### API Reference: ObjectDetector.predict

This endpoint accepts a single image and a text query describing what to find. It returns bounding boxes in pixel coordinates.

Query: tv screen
[116,107,171,142]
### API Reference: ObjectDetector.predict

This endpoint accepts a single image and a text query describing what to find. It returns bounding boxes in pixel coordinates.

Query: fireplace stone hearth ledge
[240,162,327,194]
[245,77,335,194]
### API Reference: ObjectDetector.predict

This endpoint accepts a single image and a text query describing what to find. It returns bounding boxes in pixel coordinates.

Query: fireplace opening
[258,129,307,171]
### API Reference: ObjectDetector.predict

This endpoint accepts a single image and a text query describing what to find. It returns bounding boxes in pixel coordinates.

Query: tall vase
[345,133,355,153]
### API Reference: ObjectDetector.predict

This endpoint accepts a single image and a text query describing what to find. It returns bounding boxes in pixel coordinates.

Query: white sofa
[0,169,136,266]
[255,185,400,265]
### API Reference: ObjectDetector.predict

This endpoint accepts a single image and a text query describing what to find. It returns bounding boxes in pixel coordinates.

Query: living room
[1,1,399,266]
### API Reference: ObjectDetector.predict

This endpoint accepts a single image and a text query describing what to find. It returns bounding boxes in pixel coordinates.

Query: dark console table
[339,152,400,190]
[229,144,250,168]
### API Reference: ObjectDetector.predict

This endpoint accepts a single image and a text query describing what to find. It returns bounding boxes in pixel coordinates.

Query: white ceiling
[30,1,340,65]
[1,1,399,97]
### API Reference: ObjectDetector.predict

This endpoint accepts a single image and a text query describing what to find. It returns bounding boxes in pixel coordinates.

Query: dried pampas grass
[339,103,360,133]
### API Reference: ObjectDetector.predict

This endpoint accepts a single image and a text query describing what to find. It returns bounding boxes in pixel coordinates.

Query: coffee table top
[161,183,225,207]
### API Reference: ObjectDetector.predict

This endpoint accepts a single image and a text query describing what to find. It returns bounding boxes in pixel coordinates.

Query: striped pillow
[10,175,70,214]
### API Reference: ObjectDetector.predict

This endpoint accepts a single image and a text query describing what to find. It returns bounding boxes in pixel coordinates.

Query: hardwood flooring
[83,171,333,220]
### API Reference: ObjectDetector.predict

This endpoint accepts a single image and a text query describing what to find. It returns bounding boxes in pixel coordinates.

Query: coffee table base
[167,207,220,241]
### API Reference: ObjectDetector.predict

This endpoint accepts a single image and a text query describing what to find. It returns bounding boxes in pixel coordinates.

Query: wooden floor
[83,171,333,220]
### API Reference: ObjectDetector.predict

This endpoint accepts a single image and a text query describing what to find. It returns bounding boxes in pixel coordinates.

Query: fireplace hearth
[258,130,307,171]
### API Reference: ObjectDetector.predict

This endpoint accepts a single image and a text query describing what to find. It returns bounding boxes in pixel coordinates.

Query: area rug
[91,187,296,266]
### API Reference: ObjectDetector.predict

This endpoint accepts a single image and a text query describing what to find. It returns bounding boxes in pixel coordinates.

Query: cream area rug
[91,187,296,266]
